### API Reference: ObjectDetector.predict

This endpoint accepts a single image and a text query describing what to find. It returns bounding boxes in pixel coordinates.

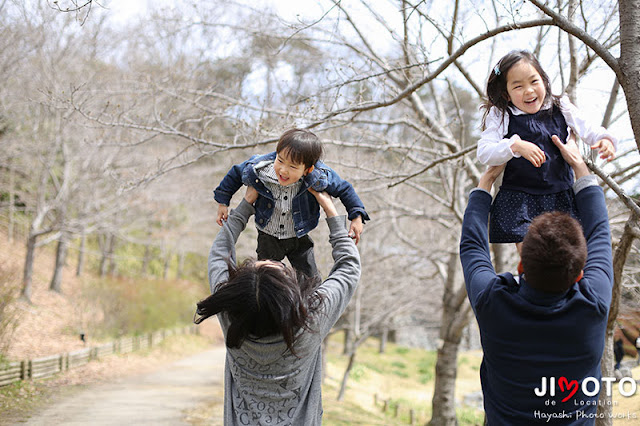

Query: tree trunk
[430,253,473,426]
[597,329,615,426]
[597,215,638,425]
[76,232,86,277]
[619,0,640,153]
[49,231,69,293]
[490,243,508,274]
[177,251,185,279]
[141,244,151,275]
[343,327,353,355]
[430,339,462,426]
[108,236,117,276]
[99,234,115,277]
[379,325,389,354]
[21,233,37,302]
[163,250,171,280]
[337,350,356,401]
[565,0,579,102]
[8,161,15,243]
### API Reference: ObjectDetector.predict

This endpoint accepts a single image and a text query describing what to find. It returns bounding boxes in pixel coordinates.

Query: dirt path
[19,346,226,426]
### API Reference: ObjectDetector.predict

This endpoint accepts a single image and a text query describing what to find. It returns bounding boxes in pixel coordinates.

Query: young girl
[477,50,617,245]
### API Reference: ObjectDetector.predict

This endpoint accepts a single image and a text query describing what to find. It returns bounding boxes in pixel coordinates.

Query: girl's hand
[216,204,229,226]
[592,139,616,162]
[243,185,259,204]
[308,188,338,218]
[511,138,546,168]
[348,216,364,245]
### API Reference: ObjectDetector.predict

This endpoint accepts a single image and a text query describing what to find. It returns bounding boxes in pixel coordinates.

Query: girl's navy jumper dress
[489,104,578,243]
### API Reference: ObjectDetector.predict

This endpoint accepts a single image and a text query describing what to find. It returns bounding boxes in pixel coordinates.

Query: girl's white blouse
[477,96,618,166]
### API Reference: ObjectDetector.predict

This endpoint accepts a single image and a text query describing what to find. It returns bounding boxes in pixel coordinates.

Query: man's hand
[216,204,229,226]
[511,137,546,168]
[592,139,616,162]
[478,164,507,192]
[348,215,364,245]
[551,135,589,178]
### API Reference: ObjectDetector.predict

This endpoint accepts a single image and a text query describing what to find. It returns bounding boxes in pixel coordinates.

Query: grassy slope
[322,335,485,426]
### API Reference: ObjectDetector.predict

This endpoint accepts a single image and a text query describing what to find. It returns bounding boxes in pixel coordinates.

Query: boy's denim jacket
[214,152,370,238]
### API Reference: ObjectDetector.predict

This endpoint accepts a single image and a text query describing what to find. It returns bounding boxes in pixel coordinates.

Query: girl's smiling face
[506,60,547,114]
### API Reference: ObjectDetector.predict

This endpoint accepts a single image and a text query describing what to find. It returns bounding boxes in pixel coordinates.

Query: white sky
[103,0,315,22]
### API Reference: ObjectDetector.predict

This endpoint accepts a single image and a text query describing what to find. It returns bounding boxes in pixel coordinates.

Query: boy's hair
[276,128,323,169]
[520,212,587,293]
[194,259,324,356]
[481,50,560,129]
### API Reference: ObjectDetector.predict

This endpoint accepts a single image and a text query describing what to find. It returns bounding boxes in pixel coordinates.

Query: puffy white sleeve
[559,96,618,149]
[477,107,521,165]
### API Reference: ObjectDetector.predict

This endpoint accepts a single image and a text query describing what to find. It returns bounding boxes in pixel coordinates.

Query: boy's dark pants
[257,230,319,279]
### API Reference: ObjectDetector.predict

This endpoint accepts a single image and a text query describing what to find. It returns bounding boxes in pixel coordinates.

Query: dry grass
[321,335,484,425]
[0,234,106,359]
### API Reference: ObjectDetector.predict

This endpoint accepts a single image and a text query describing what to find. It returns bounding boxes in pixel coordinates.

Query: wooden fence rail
[68,348,92,369]
[0,361,24,386]
[30,354,63,380]
[94,342,116,358]
[118,336,135,354]
[0,325,199,388]
[374,393,422,425]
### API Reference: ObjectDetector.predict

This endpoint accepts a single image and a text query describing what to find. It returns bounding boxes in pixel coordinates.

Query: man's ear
[305,165,314,175]
[518,260,524,275]
[575,270,584,283]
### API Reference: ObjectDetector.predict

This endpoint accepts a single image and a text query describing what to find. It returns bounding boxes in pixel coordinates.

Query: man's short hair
[276,128,323,169]
[521,212,587,293]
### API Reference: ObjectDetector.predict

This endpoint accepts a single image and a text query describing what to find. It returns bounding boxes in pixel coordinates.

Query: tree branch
[586,160,640,218]
[528,0,620,77]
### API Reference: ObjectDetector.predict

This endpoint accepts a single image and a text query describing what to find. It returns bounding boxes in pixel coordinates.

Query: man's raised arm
[459,165,505,307]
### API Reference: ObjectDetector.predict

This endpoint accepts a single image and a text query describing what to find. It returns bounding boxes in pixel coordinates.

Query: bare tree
[4,1,639,424]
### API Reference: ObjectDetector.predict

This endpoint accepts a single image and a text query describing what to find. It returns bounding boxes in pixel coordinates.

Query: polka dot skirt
[489,188,578,243]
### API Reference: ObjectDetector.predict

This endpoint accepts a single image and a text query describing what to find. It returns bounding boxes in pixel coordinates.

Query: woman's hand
[308,188,338,218]
[216,204,229,226]
[243,185,259,204]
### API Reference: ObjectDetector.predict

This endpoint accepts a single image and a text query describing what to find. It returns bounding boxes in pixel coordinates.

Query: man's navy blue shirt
[460,184,613,425]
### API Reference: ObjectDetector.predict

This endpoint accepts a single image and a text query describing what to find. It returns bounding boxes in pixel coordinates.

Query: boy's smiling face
[274,149,312,186]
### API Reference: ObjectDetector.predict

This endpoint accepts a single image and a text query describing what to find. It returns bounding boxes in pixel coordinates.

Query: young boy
[214,128,369,278]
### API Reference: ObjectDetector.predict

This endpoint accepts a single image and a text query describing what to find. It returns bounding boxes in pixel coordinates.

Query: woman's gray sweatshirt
[207,199,361,426]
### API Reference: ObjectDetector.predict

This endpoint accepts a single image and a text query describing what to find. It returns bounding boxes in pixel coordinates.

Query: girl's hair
[276,128,323,169]
[481,50,560,129]
[194,259,324,356]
